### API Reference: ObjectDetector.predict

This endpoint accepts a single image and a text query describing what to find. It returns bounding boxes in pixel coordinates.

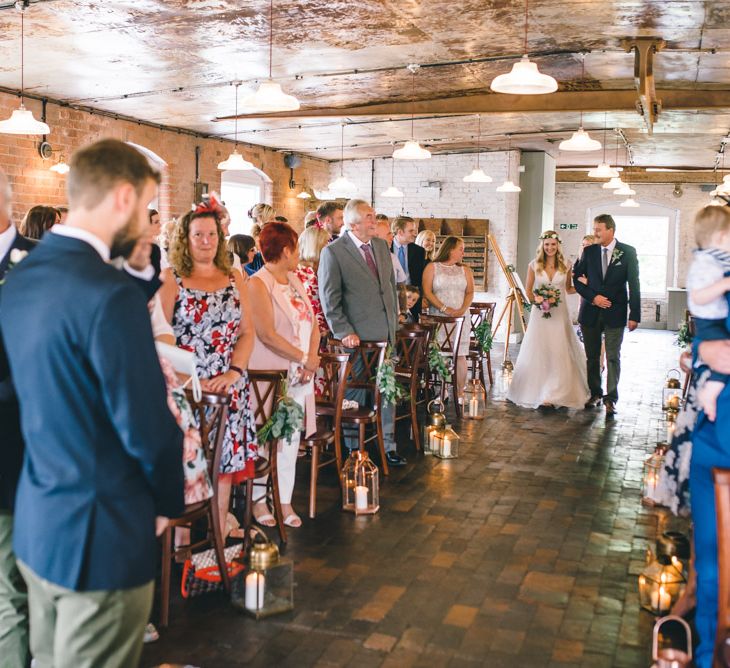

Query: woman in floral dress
[159,204,258,535]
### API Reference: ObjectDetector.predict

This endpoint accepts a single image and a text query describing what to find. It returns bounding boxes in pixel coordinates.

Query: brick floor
[143,330,688,667]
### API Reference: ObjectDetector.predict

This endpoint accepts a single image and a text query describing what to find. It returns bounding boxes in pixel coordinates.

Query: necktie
[361,243,379,279]
[602,247,609,278]
[398,244,407,274]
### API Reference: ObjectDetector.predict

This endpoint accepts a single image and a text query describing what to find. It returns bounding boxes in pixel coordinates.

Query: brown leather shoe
[604,399,616,416]
[584,395,602,409]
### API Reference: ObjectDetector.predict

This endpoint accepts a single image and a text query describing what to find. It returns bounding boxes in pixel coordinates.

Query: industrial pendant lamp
[393,65,431,160]
[328,124,357,196]
[49,157,69,175]
[559,56,601,151]
[218,83,255,170]
[587,114,619,179]
[490,0,557,95]
[381,158,404,197]
[463,115,492,183]
[614,144,635,196]
[0,4,50,135]
[240,0,300,113]
[496,136,521,193]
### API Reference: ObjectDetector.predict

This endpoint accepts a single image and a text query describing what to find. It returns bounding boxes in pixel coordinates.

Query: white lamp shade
[587,163,619,179]
[710,197,726,206]
[614,184,636,196]
[559,127,602,152]
[602,177,624,190]
[296,191,311,199]
[0,104,50,135]
[217,150,254,171]
[392,140,431,160]
[620,197,640,208]
[463,168,493,183]
[49,161,69,175]
[717,182,730,196]
[380,185,404,198]
[490,55,558,95]
[723,174,730,184]
[496,180,522,193]
[240,79,300,113]
[328,175,358,196]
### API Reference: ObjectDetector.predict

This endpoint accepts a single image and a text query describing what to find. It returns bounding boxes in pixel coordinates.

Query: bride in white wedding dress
[507,230,590,409]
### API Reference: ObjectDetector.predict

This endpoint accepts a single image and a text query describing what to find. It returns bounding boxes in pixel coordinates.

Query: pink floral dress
[294,264,328,395]
[172,274,258,480]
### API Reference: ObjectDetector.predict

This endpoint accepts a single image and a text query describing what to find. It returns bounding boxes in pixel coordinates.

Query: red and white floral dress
[294,263,329,395]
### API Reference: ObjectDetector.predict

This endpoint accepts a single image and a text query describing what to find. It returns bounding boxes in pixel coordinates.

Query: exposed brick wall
[0,92,330,232]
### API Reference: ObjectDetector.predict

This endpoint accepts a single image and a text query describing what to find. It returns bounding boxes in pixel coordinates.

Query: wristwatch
[229,365,244,377]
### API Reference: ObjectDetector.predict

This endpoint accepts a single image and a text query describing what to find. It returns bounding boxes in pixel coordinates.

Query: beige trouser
[17,561,153,668]
[0,512,28,668]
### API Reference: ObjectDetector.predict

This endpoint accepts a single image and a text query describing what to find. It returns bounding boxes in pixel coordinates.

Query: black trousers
[581,313,625,403]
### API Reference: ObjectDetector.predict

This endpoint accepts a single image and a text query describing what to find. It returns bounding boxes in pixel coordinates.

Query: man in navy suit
[390,216,428,321]
[0,139,184,667]
[573,214,641,416]
[0,169,35,668]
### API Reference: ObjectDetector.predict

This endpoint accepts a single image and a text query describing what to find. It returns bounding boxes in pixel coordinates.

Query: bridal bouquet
[533,284,561,319]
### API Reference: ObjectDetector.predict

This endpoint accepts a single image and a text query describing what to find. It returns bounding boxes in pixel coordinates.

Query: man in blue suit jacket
[573,214,641,415]
[0,139,184,667]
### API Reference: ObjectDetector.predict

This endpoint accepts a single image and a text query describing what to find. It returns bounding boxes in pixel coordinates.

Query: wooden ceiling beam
[557,169,722,184]
[216,89,730,121]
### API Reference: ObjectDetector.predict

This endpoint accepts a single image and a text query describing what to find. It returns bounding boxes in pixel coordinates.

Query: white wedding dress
[507,262,590,409]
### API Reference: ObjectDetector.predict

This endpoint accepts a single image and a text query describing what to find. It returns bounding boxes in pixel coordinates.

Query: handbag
[180,544,244,599]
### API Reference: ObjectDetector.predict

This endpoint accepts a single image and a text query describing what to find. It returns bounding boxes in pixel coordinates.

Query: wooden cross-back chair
[394,328,427,451]
[419,315,465,416]
[470,301,496,386]
[159,389,229,628]
[683,312,696,400]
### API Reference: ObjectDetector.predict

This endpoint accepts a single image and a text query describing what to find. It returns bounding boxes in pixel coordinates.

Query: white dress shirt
[392,238,410,283]
[0,224,17,263]
[347,230,376,266]
[391,253,407,284]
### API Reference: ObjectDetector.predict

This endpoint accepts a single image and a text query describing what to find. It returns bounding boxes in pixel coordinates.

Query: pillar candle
[355,485,368,510]
[469,398,479,417]
[442,438,452,458]
[245,571,265,611]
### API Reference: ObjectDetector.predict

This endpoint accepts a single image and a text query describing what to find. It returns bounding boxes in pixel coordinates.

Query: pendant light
[614,144,635,196]
[496,136,521,193]
[620,197,640,208]
[328,124,357,196]
[296,190,311,199]
[0,5,50,135]
[463,115,492,183]
[603,177,624,190]
[240,0,300,113]
[490,0,557,95]
[49,157,69,175]
[218,83,255,171]
[381,158,404,197]
[587,113,619,178]
[393,65,431,160]
[559,56,601,151]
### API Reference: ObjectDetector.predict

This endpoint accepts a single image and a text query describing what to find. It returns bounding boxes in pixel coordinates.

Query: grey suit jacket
[318,232,398,344]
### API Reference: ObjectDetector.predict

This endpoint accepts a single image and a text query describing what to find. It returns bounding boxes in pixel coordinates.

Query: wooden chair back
[420,314,465,362]
[184,388,229,494]
[472,301,497,326]
[328,340,388,409]
[247,370,287,435]
[714,467,730,667]
[395,329,426,393]
[317,352,349,406]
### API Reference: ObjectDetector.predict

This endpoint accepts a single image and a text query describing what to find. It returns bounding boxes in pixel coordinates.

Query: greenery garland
[428,342,452,382]
[675,320,692,348]
[376,348,410,404]
[473,321,493,353]
[257,381,304,445]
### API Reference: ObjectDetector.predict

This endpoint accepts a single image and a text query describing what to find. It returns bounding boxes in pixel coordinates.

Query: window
[220,168,273,236]
[613,215,670,296]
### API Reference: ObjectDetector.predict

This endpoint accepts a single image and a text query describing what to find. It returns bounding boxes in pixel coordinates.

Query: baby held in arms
[687,206,730,421]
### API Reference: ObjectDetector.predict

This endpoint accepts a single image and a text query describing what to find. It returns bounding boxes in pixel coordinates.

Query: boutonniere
[0,249,28,285]
[611,248,623,263]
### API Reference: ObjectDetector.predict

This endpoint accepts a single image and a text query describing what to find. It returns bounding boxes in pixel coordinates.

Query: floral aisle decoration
[428,341,452,382]
[473,321,493,354]
[375,347,409,404]
[533,284,561,319]
[675,320,692,349]
[257,381,304,445]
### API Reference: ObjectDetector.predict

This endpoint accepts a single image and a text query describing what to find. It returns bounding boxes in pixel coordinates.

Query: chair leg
[359,423,366,452]
[333,420,344,477]
[309,445,320,519]
[243,479,254,553]
[410,396,421,452]
[159,526,173,628]
[486,351,494,386]
[375,415,389,477]
[452,375,461,418]
[269,445,287,545]
[209,504,231,592]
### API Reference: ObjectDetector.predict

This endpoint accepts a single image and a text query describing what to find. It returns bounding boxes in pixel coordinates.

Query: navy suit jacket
[573,241,641,328]
[0,232,184,591]
[0,232,36,511]
[391,241,428,319]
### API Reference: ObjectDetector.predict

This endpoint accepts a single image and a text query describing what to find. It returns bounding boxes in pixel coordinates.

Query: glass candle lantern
[231,527,294,619]
[662,369,682,417]
[638,553,687,615]
[341,450,379,515]
[433,424,459,459]
[651,615,693,668]
[642,444,667,507]
[423,399,446,455]
[463,378,486,420]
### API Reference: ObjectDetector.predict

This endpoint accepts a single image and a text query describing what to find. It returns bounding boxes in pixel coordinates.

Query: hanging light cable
[559,54,601,151]
[587,112,618,178]
[463,115,492,183]
[490,0,557,95]
[0,4,50,135]
[393,65,431,160]
[496,135,521,192]
[381,156,404,197]
[218,83,254,170]
[328,123,357,195]
[615,143,636,196]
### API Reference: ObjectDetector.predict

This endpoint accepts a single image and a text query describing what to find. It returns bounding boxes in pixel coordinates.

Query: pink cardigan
[249,268,316,437]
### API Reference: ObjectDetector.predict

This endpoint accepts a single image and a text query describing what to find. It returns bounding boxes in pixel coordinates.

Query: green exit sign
[558,224,579,230]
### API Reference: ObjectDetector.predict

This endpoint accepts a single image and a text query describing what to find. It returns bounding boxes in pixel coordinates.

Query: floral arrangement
[257,381,304,446]
[675,319,692,348]
[0,249,28,285]
[474,321,493,353]
[376,347,409,404]
[539,231,562,243]
[428,341,452,382]
[612,248,624,264]
[533,284,561,319]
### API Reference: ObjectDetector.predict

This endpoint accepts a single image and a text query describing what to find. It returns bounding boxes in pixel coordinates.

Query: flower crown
[539,231,562,243]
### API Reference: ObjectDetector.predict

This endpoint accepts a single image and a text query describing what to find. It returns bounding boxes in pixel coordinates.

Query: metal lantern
[232,527,294,619]
[423,399,446,455]
[433,423,459,459]
[463,378,486,420]
[652,615,692,668]
[662,369,682,417]
[341,450,379,515]
[638,549,687,615]
[642,443,667,506]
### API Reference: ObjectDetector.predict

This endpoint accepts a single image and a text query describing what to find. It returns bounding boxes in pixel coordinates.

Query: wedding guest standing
[19,205,59,240]
[392,216,427,320]
[318,199,406,466]
[316,201,344,243]
[422,236,475,400]
[248,222,319,528]
[415,229,436,261]
[247,203,276,274]
[374,216,407,284]
[228,234,257,276]
[0,139,184,668]
[159,204,258,535]
[0,168,35,668]
[148,208,162,275]
[295,225,331,348]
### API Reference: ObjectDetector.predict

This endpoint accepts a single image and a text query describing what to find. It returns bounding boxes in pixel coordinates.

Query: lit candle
[245,571,265,611]
[668,395,680,410]
[355,485,368,510]
[429,431,439,451]
[650,585,671,612]
[442,437,452,458]
[469,397,479,417]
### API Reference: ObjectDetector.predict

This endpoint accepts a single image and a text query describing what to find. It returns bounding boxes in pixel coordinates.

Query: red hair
[259,221,299,263]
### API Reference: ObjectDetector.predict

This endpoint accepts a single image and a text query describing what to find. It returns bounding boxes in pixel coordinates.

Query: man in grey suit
[318,199,406,466]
